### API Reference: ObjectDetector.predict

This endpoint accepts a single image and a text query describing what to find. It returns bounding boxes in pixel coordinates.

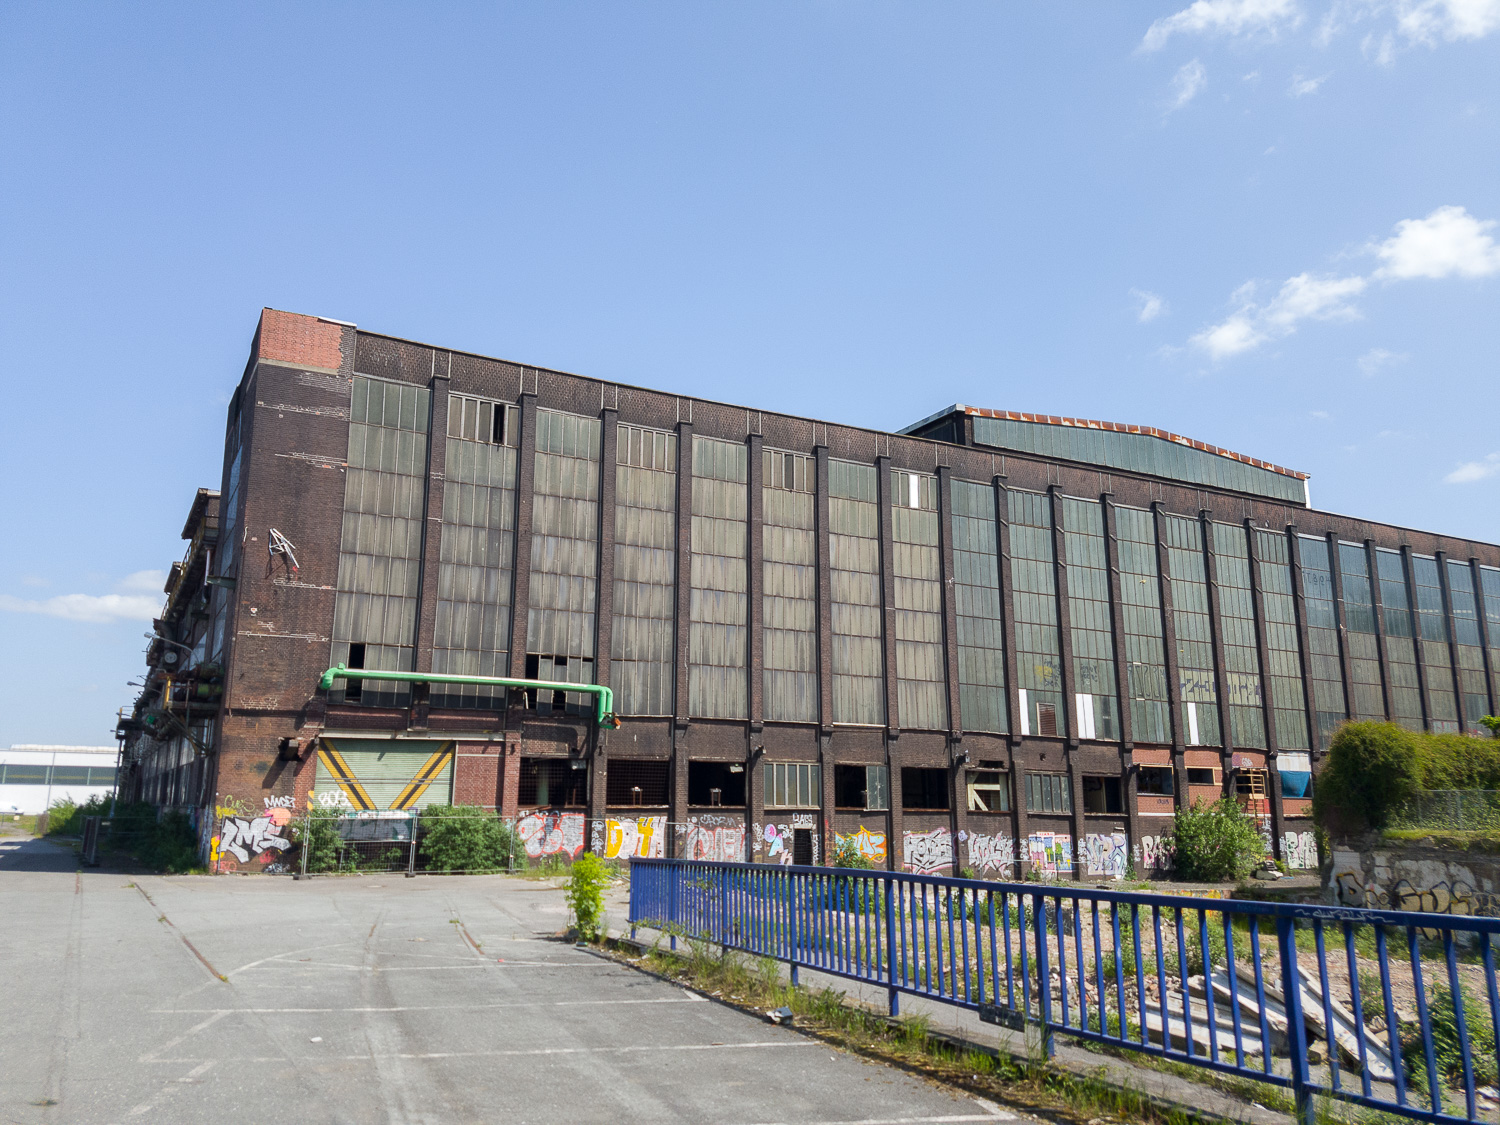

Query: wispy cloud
[0,570,167,624]
[1132,289,1168,322]
[1357,347,1408,375]
[1445,452,1500,484]
[1168,60,1208,110]
[1398,0,1500,45]
[1142,0,1302,50]
[1288,72,1330,95]
[1190,206,1498,360]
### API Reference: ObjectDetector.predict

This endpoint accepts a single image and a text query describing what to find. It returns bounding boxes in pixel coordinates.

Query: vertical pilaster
[1402,546,1433,730]
[815,446,833,735]
[1436,550,1468,733]
[413,369,450,673]
[1286,526,1321,751]
[594,409,619,699]
[506,392,538,679]
[747,434,765,730]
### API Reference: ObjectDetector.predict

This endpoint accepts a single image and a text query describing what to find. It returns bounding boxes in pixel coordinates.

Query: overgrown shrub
[1166,798,1266,882]
[567,853,610,942]
[1316,721,1500,832]
[46,794,111,836]
[105,802,202,873]
[1404,982,1498,1092]
[833,835,873,869]
[418,805,521,873]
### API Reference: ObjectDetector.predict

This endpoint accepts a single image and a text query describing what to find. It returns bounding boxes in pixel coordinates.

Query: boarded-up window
[1257,532,1312,749]
[1213,523,1266,748]
[1116,506,1171,743]
[612,424,678,715]
[330,376,431,706]
[1062,497,1119,741]
[830,460,884,724]
[890,470,945,730]
[763,448,816,722]
[1008,490,1066,738]
[690,437,748,718]
[433,395,518,708]
[1165,515,1221,747]
[528,410,602,715]
[951,480,1007,734]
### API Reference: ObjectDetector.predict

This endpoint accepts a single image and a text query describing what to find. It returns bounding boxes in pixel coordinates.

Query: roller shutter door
[314,739,454,810]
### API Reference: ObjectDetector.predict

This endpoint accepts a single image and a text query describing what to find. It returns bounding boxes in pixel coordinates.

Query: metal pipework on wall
[315,664,618,726]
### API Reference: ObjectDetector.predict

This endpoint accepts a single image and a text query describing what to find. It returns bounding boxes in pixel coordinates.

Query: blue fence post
[1276,915,1315,1125]
[788,870,800,987]
[884,874,899,1017]
[668,861,679,951]
[1032,891,1055,1060]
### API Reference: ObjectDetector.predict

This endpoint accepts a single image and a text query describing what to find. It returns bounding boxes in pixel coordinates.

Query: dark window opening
[901,767,950,811]
[606,759,669,807]
[1082,775,1123,814]
[834,764,890,810]
[518,757,587,808]
[1187,768,1217,786]
[1137,766,1174,795]
[688,761,745,807]
[346,642,366,702]
[1036,702,1059,737]
[524,653,594,715]
[792,828,814,865]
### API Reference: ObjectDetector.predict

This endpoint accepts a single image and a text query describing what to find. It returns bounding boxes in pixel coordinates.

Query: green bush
[567,853,610,942]
[1316,721,1500,832]
[418,805,520,873]
[106,802,203,873]
[833,835,873,869]
[292,810,346,873]
[1166,797,1266,882]
[1405,982,1498,1092]
[46,794,112,836]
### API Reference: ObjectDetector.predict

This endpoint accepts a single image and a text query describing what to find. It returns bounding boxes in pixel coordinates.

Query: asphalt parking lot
[0,835,1015,1125]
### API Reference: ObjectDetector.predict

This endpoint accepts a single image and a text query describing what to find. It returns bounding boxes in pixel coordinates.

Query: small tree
[833,835,873,869]
[1314,721,1425,831]
[1168,798,1266,883]
[567,853,610,942]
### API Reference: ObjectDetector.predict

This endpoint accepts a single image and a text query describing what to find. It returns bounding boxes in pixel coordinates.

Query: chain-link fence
[1389,789,1500,833]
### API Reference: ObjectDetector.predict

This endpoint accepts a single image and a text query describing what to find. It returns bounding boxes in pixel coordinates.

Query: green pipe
[317,665,617,726]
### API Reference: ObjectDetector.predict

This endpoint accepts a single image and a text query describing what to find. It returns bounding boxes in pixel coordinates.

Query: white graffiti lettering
[516,811,586,860]
[1082,831,1128,879]
[218,816,292,864]
[684,822,745,862]
[965,832,1014,875]
[1280,830,1317,870]
[903,828,954,875]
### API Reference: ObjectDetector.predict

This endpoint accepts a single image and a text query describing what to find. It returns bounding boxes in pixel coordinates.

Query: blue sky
[1,0,1496,747]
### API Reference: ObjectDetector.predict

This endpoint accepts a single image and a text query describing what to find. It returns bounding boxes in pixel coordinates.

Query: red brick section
[453,741,505,810]
[258,308,345,371]
[960,406,1309,481]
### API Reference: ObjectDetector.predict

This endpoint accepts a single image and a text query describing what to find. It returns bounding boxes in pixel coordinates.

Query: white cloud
[1168,60,1208,110]
[1398,0,1500,44]
[1192,273,1366,358]
[1132,289,1168,322]
[1373,205,1500,280]
[0,593,163,624]
[117,569,168,595]
[1288,72,1330,95]
[1357,347,1408,375]
[1142,0,1302,50]
[1445,452,1500,483]
[1310,410,1333,419]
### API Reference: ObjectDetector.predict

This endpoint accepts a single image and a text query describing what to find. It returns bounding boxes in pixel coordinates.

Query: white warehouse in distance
[0,746,120,817]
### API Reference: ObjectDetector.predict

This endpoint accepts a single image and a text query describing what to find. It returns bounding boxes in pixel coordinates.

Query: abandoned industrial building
[117,308,1500,877]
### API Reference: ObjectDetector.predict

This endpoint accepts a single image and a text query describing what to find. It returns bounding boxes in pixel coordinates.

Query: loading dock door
[314,739,454,811]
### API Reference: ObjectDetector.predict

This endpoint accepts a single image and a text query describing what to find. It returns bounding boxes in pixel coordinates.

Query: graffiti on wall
[961,830,1015,876]
[601,816,665,859]
[1280,830,1317,870]
[1026,832,1073,877]
[517,810,586,860]
[1139,834,1172,874]
[216,814,293,864]
[683,821,746,862]
[1082,831,1128,879]
[903,828,954,875]
[756,817,820,866]
[836,826,888,865]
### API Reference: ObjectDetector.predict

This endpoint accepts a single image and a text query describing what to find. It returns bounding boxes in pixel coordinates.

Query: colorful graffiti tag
[217,814,293,864]
[1139,834,1172,874]
[683,821,745,862]
[1026,832,1072,877]
[903,828,954,875]
[602,815,665,859]
[836,826,888,865]
[1082,831,1128,879]
[517,810,586,860]
[961,830,1014,876]
[1280,830,1317,870]
[757,817,819,865]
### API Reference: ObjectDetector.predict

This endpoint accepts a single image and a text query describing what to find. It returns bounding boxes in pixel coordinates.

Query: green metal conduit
[316,665,617,726]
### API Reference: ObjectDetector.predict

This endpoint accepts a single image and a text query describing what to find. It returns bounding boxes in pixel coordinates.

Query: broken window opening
[605,759,669,807]
[834,764,889,811]
[965,769,1010,813]
[688,760,746,807]
[900,767,950,811]
[1082,775,1123,814]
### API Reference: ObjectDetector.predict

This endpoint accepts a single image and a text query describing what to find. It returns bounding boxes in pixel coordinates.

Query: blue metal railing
[629,859,1500,1125]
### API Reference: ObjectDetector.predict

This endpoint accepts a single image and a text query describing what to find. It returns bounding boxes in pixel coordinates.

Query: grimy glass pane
[1255,530,1310,749]
[1165,515,1220,747]
[1297,536,1346,748]
[951,480,1006,733]
[891,473,945,730]
[1337,543,1384,721]
[1212,522,1265,747]
[612,425,678,716]
[1412,555,1458,730]
[1062,497,1119,741]
[1117,506,1171,744]
[830,460,883,724]
[1008,490,1066,738]
[1446,559,1489,725]
[763,450,817,723]
[1375,548,1424,731]
[1483,567,1500,712]
[690,437,748,718]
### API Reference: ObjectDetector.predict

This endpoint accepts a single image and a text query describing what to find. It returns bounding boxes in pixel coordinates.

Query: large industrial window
[1164,515,1221,747]
[433,394,518,709]
[1482,567,1500,716]
[518,758,587,808]
[1082,775,1122,814]
[330,376,431,706]
[687,760,746,806]
[605,759,670,806]
[891,470,946,730]
[1255,531,1311,750]
[689,437,749,718]
[1297,536,1347,748]
[950,480,1007,733]
[1212,523,1266,748]
[1337,543,1385,722]
[527,410,601,716]
[1062,497,1120,741]
[763,448,817,722]
[1376,549,1425,731]
[765,761,821,808]
[829,460,885,724]
[1412,555,1459,732]
[901,767,950,811]
[1026,771,1072,814]
[1447,560,1490,728]
[1009,490,1066,738]
[834,764,889,810]
[1116,507,1171,743]
[611,424,678,715]
[1137,766,1174,795]
[965,769,1010,812]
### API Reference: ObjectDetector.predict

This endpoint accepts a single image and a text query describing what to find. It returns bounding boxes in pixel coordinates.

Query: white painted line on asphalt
[138,1010,231,1062]
[149,1040,824,1063]
[123,1059,218,1118]
[233,960,605,970]
[727,1116,1015,1125]
[152,994,710,1014]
